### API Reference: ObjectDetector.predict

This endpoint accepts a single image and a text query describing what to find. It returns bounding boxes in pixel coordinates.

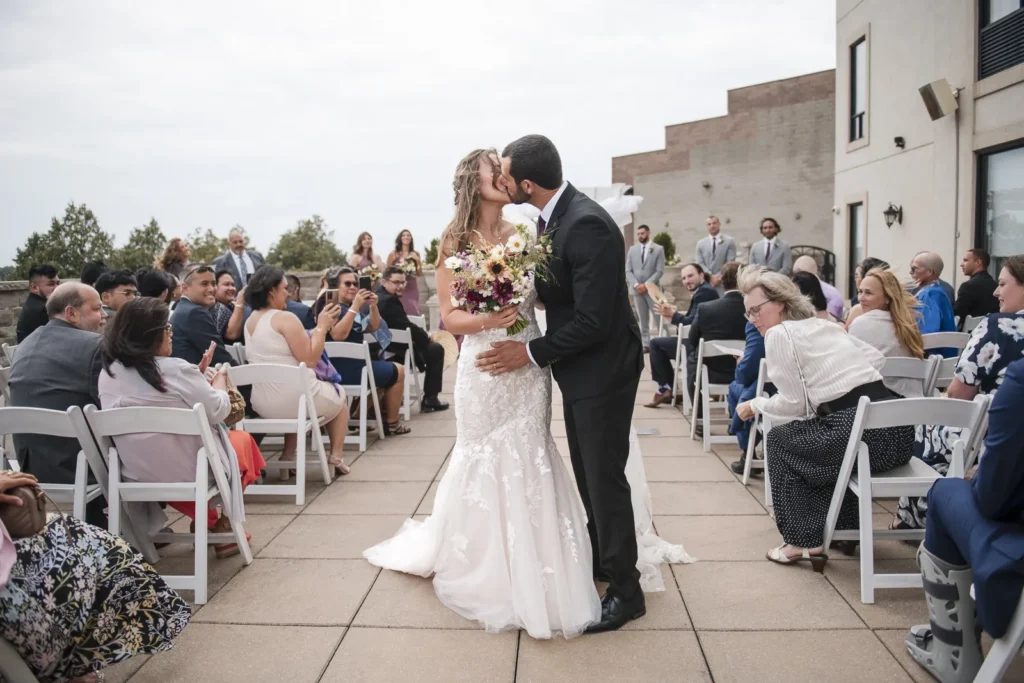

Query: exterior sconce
[883,202,903,228]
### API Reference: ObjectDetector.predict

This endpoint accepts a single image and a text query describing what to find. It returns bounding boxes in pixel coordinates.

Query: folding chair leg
[689,371,700,440]
[194,466,209,605]
[702,375,712,453]
[858,470,875,604]
[73,451,88,520]
[974,590,1024,683]
[108,455,121,537]
[360,384,368,452]
[742,416,757,485]
[313,425,331,486]
[295,428,307,506]
[233,520,254,565]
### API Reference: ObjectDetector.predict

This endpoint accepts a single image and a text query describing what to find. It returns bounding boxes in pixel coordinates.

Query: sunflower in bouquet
[358,263,382,285]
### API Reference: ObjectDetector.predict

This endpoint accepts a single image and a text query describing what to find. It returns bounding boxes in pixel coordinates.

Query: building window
[849,202,865,295]
[979,1,1024,79]
[977,144,1024,278]
[850,38,867,142]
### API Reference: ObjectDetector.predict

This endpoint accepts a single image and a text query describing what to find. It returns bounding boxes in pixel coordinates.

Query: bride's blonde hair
[437,148,501,265]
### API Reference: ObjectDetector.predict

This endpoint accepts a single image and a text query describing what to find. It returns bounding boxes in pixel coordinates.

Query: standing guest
[15,264,60,342]
[726,321,774,474]
[954,248,999,326]
[212,269,247,342]
[846,256,890,325]
[377,266,449,413]
[136,267,176,302]
[894,255,1024,531]
[213,229,266,289]
[749,217,792,275]
[644,263,718,407]
[911,251,957,356]
[284,273,317,329]
[170,264,234,367]
[792,272,836,322]
[386,229,424,315]
[734,267,913,570]
[625,224,665,351]
[847,268,926,399]
[8,282,108,526]
[80,260,109,288]
[155,237,191,279]
[695,215,736,293]
[244,266,352,475]
[792,255,844,320]
[94,269,138,320]
[348,231,386,271]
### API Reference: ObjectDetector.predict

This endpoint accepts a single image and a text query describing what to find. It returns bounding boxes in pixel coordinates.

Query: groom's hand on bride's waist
[476,341,530,376]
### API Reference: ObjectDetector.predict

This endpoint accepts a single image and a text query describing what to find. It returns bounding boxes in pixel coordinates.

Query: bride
[364,149,692,639]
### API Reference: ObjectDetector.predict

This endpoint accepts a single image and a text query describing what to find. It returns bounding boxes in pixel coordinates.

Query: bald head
[228,230,246,255]
[912,251,944,285]
[46,282,106,332]
[792,255,819,276]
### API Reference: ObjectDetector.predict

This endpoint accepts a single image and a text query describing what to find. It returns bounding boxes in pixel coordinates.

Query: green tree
[423,237,440,268]
[267,215,347,271]
[12,202,115,279]
[111,218,167,271]
[652,232,676,263]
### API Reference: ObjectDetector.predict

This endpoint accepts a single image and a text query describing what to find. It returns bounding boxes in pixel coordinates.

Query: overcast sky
[0,1,835,266]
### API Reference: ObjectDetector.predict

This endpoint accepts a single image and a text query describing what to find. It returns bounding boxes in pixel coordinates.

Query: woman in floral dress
[894,255,1024,529]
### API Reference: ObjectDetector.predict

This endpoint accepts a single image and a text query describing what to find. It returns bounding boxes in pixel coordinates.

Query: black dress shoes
[585,590,646,634]
[420,397,450,413]
[730,458,763,476]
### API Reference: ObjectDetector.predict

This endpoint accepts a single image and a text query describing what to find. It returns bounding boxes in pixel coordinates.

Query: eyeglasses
[744,299,774,321]
[340,281,358,288]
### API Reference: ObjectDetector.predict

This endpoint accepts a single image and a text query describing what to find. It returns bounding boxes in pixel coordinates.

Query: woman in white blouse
[735,267,914,570]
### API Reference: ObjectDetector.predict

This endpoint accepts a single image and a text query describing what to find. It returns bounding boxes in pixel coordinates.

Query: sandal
[766,544,828,572]
[387,421,411,436]
[329,456,350,477]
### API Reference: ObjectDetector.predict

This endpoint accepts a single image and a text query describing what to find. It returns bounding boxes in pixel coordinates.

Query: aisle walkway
[103,364,1024,682]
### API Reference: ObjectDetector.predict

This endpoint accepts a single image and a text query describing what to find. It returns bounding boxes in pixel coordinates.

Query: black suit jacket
[671,282,719,327]
[170,297,235,367]
[954,271,1000,326]
[376,289,429,368]
[529,183,643,401]
[687,291,748,377]
[16,293,49,343]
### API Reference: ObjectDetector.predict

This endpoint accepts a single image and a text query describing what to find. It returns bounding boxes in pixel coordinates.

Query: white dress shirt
[233,250,255,285]
[527,181,570,366]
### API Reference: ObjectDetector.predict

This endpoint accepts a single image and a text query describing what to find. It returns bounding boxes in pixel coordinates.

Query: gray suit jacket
[213,249,266,289]
[625,242,665,290]
[749,238,792,275]
[8,320,103,483]
[695,235,737,275]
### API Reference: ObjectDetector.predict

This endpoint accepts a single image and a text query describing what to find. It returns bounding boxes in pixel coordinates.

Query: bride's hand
[483,305,520,330]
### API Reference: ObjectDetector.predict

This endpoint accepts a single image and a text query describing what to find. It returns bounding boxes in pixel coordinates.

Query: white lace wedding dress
[364,288,693,639]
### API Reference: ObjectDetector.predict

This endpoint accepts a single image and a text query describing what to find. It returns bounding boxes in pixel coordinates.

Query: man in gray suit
[8,282,108,525]
[695,215,737,293]
[625,224,665,350]
[749,217,792,275]
[212,229,266,289]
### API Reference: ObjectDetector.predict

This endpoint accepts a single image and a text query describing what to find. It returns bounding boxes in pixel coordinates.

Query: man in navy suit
[725,321,774,474]
[906,357,1024,682]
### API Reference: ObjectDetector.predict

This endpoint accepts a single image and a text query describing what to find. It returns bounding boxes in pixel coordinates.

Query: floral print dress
[897,312,1024,528]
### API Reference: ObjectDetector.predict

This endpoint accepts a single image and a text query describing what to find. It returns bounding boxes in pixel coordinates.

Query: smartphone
[325,289,339,306]
[359,275,372,291]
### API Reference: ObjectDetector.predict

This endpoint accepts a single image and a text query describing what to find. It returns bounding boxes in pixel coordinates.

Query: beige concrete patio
[101,364,1024,683]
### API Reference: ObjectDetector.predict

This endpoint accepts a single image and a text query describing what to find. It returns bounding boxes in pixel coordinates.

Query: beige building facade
[833,0,1024,297]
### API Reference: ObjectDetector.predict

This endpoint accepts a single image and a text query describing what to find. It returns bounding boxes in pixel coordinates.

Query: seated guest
[792,255,844,320]
[734,266,913,570]
[847,268,926,398]
[315,267,410,435]
[80,260,109,288]
[136,267,176,302]
[285,273,316,329]
[376,266,449,413]
[94,269,138,320]
[170,264,234,367]
[726,320,775,474]
[904,357,1024,683]
[212,268,246,342]
[15,264,60,342]
[954,247,999,327]
[911,251,957,355]
[792,271,837,322]
[894,254,1024,530]
[244,266,352,475]
[846,256,890,326]
[645,262,719,407]
[910,250,956,306]
[8,282,108,526]
[0,470,190,683]
[686,262,746,436]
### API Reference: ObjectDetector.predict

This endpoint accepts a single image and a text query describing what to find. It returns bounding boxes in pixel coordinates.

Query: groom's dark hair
[502,135,563,191]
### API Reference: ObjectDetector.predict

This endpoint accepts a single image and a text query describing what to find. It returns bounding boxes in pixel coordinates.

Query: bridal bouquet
[398,259,419,277]
[359,263,382,283]
[445,223,552,336]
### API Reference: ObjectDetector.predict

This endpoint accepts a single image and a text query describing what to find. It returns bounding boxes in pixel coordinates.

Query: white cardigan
[847,309,923,398]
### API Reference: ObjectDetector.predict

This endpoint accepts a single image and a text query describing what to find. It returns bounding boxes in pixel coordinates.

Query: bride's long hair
[437,148,501,265]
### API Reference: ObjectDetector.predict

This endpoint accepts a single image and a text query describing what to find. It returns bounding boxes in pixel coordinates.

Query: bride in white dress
[364,149,692,639]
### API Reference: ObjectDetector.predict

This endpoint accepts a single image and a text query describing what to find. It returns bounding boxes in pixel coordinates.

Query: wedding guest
[735,266,912,570]
[99,296,265,557]
[645,263,718,407]
[386,230,424,315]
[15,263,60,342]
[136,267,175,302]
[213,229,266,289]
[846,256,890,325]
[80,260,109,288]
[348,231,386,271]
[910,250,956,305]
[847,268,926,399]
[792,272,836,322]
[170,264,234,367]
[212,268,246,342]
[94,269,138,320]
[244,266,352,475]
[792,255,844,320]
[954,248,999,326]
[155,237,191,279]
[894,255,1024,531]
[726,320,774,474]
[695,215,736,293]
[911,251,957,356]
[0,470,190,683]
[285,272,316,329]
[749,218,792,275]
[625,224,665,351]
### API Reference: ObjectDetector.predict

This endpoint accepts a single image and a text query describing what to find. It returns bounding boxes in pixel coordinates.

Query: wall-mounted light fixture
[894,136,906,149]
[883,202,903,228]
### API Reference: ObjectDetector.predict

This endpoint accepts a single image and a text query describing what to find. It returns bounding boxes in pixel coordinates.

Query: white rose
[444,256,461,270]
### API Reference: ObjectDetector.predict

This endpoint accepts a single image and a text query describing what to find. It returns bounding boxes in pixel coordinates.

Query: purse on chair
[224,377,247,428]
[0,486,48,539]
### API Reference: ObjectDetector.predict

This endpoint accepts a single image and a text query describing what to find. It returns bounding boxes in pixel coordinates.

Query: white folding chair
[689,338,745,451]
[1,344,16,365]
[930,354,959,393]
[0,366,10,406]
[670,324,691,412]
[387,329,421,419]
[881,356,941,398]
[963,315,985,333]
[408,314,427,331]
[83,403,252,605]
[975,593,1024,682]
[0,406,105,520]
[228,363,332,505]
[225,342,247,365]
[922,331,971,356]
[823,394,992,604]
[325,342,385,451]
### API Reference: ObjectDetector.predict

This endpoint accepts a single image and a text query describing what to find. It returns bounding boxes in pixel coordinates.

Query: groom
[477,134,645,632]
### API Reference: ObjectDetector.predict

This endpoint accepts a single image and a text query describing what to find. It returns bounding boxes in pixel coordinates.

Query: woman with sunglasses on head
[734,266,914,571]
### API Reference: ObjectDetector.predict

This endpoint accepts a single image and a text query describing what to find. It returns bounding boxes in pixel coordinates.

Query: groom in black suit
[477,134,645,632]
